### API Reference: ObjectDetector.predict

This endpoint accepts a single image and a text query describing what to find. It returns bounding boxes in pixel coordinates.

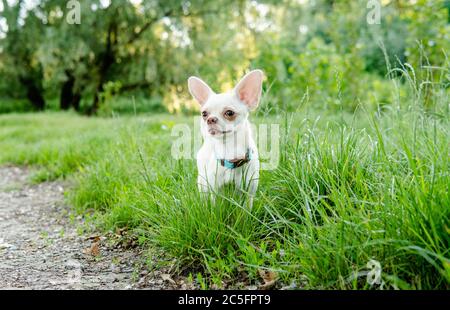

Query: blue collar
[218,148,252,169]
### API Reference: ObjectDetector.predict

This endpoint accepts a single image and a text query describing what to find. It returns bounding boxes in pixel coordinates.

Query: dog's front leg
[236,167,259,209]
[246,176,258,209]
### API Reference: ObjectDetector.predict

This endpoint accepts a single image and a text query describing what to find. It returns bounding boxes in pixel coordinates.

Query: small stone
[140,270,148,276]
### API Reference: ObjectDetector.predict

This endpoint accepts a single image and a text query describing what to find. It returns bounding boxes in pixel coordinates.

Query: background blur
[0,0,449,115]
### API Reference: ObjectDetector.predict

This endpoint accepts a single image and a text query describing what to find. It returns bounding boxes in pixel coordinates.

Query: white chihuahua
[187,70,264,206]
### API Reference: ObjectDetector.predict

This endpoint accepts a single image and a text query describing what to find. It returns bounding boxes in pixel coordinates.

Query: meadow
[0,0,449,290]
[0,85,448,289]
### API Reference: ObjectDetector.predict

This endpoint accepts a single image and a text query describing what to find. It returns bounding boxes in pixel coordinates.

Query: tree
[36,0,241,114]
[0,0,46,110]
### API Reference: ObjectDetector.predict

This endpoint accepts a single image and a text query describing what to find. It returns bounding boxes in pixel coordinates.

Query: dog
[187,70,263,207]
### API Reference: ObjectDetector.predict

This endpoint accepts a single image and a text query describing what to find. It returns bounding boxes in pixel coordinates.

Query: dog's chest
[205,157,243,185]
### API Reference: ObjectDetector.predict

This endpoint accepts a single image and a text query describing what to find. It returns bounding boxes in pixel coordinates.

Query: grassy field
[0,95,449,289]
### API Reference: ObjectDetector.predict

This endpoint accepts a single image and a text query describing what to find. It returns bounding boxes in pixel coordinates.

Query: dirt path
[0,166,175,290]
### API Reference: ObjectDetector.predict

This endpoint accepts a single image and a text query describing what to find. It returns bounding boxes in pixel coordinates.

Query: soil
[0,166,187,290]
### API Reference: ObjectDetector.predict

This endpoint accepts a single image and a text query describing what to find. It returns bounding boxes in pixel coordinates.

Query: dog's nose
[207,116,218,125]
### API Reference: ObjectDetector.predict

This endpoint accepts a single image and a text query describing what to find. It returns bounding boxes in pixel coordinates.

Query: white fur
[187,70,263,207]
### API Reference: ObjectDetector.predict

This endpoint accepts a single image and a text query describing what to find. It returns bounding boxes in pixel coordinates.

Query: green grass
[0,83,449,289]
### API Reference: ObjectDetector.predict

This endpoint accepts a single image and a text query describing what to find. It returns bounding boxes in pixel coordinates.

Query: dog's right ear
[188,76,213,106]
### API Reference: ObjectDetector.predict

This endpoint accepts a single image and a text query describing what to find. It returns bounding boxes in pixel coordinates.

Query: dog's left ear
[235,69,264,110]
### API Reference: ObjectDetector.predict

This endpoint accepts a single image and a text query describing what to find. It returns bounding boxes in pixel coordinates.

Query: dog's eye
[224,110,235,117]
[201,111,208,118]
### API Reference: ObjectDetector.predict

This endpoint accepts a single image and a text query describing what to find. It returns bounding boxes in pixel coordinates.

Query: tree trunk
[20,77,45,111]
[72,93,81,111]
[85,8,175,115]
[60,71,81,111]
[88,82,104,115]
[87,18,117,115]
[27,84,45,111]
[60,72,75,110]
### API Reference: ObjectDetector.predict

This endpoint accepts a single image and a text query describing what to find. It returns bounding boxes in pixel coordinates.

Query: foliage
[0,1,449,114]
[0,60,448,289]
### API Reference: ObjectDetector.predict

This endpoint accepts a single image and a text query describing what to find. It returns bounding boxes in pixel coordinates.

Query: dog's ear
[234,69,264,110]
[188,76,213,106]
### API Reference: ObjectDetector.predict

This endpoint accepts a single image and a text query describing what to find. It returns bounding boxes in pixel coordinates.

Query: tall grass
[0,64,448,289]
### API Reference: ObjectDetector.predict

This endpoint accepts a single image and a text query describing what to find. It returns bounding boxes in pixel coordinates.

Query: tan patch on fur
[223,108,238,121]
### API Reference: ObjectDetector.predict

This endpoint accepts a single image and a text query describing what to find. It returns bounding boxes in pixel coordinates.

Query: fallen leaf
[86,235,101,241]
[84,241,100,257]
[90,242,100,256]
[258,269,278,290]
[161,273,176,285]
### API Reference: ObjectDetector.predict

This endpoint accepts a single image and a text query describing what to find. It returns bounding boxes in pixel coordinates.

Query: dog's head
[188,70,263,138]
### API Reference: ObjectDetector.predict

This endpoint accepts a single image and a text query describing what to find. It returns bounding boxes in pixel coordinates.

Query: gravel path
[0,166,179,290]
